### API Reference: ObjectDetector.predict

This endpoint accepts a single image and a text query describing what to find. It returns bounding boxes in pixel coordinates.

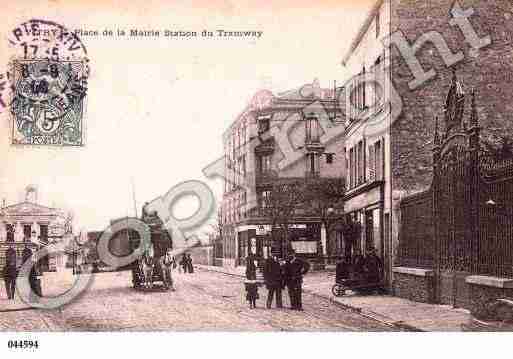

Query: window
[362,66,366,109]
[375,140,383,180]
[368,142,376,180]
[258,117,270,134]
[349,84,352,121]
[23,225,31,241]
[6,224,14,242]
[347,141,367,188]
[259,154,272,174]
[306,152,320,176]
[358,140,365,184]
[241,155,247,178]
[232,159,237,190]
[349,148,355,188]
[242,123,247,144]
[232,135,236,159]
[305,116,320,143]
[259,190,271,209]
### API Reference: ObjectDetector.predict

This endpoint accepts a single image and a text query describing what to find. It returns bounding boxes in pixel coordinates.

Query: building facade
[341,0,513,292]
[0,187,67,271]
[340,0,393,284]
[221,83,344,267]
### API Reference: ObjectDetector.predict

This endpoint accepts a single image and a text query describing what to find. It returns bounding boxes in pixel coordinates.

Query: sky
[0,0,375,234]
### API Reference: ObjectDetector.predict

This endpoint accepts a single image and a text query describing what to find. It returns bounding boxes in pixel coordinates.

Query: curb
[303,288,423,332]
[0,306,38,313]
[198,266,422,331]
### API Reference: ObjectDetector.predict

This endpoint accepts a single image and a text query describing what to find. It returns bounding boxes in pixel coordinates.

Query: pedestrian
[263,255,283,309]
[352,247,365,280]
[4,245,17,300]
[160,249,176,291]
[283,250,310,311]
[364,247,383,284]
[246,252,257,279]
[186,253,194,273]
[335,255,351,283]
[180,254,187,273]
[2,265,12,300]
[244,252,259,309]
[21,245,41,301]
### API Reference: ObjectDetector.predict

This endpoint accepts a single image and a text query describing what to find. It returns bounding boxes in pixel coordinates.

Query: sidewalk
[0,289,36,312]
[1,269,76,312]
[197,264,472,331]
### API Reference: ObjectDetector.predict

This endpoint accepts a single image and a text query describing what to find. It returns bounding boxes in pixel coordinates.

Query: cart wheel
[331,284,346,297]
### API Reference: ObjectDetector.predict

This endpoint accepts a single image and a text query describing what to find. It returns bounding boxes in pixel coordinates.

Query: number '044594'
[7,340,39,349]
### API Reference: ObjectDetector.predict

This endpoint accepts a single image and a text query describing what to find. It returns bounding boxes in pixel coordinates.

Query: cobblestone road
[1,269,393,331]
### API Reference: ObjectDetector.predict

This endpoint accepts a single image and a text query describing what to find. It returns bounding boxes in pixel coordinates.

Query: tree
[303,177,346,258]
[262,180,306,258]
[304,177,345,232]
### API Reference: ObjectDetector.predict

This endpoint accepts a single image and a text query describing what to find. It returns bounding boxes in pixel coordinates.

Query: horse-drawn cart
[130,212,175,291]
[77,208,175,291]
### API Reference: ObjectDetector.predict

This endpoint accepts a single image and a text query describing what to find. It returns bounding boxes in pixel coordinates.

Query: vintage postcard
[0,0,512,356]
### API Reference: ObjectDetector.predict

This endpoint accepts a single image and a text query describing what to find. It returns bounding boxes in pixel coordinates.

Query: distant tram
[77,208,173,291]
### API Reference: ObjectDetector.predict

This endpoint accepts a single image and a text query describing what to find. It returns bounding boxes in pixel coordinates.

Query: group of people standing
[2,245,41,301]
[179,253,194,274]
[335,247,383,284]
[244,250,310,311]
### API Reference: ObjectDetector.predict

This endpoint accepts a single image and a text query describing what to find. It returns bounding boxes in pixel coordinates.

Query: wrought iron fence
[396,190,434,269]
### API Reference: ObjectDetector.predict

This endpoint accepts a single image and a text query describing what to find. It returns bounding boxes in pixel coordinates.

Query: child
[245,254,259,309]
[245,278,259,309]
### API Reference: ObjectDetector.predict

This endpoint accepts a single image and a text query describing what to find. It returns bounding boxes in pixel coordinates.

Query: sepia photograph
[0,0,512,357]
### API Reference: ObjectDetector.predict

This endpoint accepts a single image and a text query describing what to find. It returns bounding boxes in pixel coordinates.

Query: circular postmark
[3,19,90,146]
[8,19,88,60]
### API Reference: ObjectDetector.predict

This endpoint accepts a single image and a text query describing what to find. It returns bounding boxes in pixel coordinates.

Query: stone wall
[393,268,513,314]
[392,269,435,303]
[390,0,513,194]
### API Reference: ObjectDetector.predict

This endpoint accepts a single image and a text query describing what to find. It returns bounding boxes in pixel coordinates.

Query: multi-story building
[221,82,344,267]
[339,0,392,284]
[341,0,513,291]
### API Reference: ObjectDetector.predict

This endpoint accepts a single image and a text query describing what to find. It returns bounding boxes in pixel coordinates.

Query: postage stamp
[10,59,87,146]
[5,19,89,146]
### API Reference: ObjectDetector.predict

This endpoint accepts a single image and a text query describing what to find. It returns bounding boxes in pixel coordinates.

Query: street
[1,269,393,331]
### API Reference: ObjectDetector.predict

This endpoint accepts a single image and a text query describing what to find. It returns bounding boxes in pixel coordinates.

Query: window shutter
[369,143,376,181]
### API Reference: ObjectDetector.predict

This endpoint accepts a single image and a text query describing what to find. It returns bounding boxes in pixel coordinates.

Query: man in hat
[283,250,310,311]
[263,255,284,309]
[21,245,41,301]
[3,245,17,300]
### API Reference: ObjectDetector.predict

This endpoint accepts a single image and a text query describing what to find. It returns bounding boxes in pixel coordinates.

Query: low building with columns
[0,189,67,271]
